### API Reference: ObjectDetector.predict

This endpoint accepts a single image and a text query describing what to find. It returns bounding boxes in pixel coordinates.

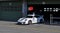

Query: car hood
[18,18,27,22]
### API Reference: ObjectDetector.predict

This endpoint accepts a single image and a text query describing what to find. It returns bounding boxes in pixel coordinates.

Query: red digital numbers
[28,6,34,11]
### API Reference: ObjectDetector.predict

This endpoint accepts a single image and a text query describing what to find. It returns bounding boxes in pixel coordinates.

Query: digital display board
[28,4,60,17]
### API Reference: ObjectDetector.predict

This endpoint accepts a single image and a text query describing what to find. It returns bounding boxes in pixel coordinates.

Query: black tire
[16,22,21,25]
[28,20,32,25]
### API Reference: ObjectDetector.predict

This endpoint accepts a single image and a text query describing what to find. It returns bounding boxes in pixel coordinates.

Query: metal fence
[50,14,60,24]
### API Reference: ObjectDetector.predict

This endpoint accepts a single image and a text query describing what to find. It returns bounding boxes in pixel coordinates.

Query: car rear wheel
[39,19,44,24]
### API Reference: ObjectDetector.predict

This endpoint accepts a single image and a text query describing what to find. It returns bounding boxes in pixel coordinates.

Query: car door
[32,17,37,23]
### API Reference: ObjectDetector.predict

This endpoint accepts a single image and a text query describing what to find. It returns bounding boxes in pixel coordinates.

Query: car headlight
[25,19,27,21]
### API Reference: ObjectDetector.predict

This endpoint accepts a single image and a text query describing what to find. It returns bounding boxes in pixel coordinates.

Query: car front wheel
[28,20,32,25]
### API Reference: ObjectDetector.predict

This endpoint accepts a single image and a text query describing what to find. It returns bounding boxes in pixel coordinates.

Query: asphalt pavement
[0,21,60,33]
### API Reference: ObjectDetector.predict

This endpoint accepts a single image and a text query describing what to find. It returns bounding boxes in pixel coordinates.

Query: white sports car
[17,13,44,25]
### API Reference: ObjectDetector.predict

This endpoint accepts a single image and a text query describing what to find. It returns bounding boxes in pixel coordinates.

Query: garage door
[0,2,22,21]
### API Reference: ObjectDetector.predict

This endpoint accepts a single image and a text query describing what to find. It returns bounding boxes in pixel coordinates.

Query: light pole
[22,0,27,17]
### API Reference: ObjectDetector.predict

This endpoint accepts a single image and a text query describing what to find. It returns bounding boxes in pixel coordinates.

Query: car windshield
[27,16,32,18]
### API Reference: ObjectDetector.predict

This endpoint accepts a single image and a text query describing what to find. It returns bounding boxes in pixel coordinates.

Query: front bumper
[17,22,22,25]
[17,22,26,25]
